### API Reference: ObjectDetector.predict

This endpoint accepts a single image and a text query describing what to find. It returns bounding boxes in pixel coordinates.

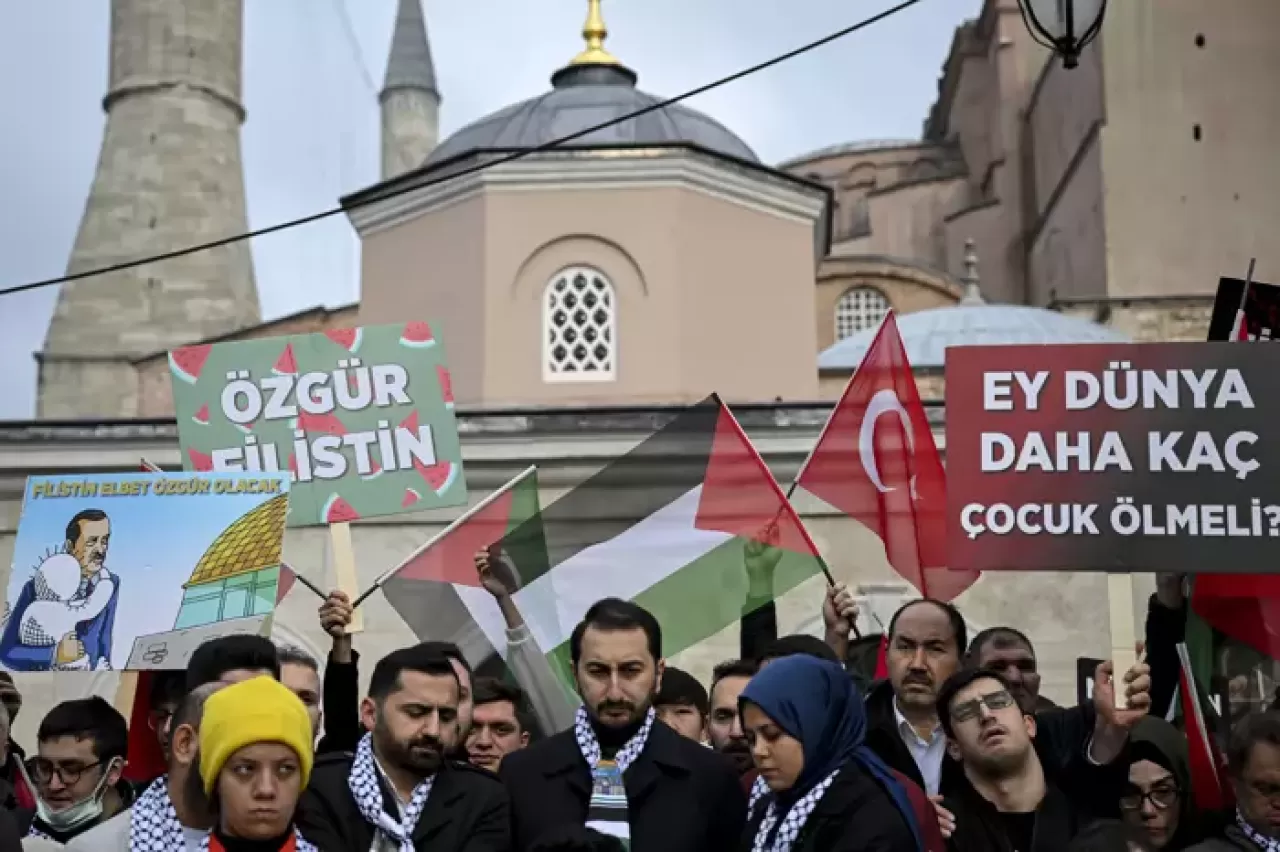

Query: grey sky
[0,0,978,419]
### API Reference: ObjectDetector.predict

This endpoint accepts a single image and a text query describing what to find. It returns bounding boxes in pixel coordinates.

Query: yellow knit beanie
[199,675,313,796]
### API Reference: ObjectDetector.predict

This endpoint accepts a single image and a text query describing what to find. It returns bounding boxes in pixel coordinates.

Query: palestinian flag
[379,465,544,663]
[464,395,829,684]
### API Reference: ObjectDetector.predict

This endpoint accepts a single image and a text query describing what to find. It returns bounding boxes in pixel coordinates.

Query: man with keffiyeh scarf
[501,598,746,852]
[294,643,510,851]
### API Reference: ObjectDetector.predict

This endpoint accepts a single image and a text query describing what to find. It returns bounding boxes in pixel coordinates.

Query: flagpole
[1232,258,1258,340]
[139,456,325,600]
[712,395,836,586]
[351,464,539,609]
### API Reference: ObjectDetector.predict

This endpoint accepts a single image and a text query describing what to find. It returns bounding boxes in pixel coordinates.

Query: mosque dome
[818,242,1129,371]
[426,3,757,166]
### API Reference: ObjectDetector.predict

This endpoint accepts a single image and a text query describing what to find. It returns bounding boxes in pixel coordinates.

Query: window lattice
[835,286,889,341]
[543,267,617,382]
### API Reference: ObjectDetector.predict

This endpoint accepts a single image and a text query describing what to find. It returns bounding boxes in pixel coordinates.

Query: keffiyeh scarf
[1238,810,1280,852]
[129,776,187,851]
[749,768,840,852]
[574,706,655,847]
[348,732,434,852]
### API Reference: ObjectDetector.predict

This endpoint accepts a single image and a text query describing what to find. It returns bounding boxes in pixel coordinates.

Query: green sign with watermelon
[168,321,467,527]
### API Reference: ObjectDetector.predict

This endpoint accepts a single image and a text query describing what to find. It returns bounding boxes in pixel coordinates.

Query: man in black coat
[294,644,509,851]
[864,599,1147,804]
[500,598,746,852]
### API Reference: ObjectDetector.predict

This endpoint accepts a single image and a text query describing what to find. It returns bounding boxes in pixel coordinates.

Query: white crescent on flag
[858,388,917,496]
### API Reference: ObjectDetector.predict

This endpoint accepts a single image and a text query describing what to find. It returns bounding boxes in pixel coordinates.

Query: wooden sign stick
[113,672,139,718]
[1107,572,1138,710]
[328,522,364,634]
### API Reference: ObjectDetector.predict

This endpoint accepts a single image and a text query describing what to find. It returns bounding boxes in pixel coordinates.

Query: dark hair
[64,509,108,546]
[412,641,471,678]
[186,635,281,692]
[148,670,186,712]
[967,626,1035,663]
[888,599,967,653]
[758,634,838,665]
[1065,819,1155,852]
[171,682,225,734]
[656,667,710,716]
[529,825,628,852]
[369,645,459,702]
[711,659,758,693]
[1228,710,1280,777]
[569,598,661,666]
[936,668,1016,739]
[275,644,319,673]
[37,696,128,763]
[472,677,532,732]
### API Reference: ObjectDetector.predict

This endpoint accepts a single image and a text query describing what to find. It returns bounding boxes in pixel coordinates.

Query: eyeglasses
[27,757,103,787]
[950,689,1016,723]
[1119,785,1179,812]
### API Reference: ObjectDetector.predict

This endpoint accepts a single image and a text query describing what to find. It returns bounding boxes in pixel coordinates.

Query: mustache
[408,736,443,752]
[903,673,933,685]
[597,700,636,714]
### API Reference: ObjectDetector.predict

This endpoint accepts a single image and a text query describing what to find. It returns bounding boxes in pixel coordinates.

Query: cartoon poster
[0,472,290,672]
[168,322,468,527]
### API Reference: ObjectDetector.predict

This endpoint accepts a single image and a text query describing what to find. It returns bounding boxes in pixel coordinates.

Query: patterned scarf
[1237,810,1280,852]
[749,768,840,852]
[129,776,187,851]
[199,828,318,852]
[348,732,434,852]
[26,825,54,841]
[573,706,655,847]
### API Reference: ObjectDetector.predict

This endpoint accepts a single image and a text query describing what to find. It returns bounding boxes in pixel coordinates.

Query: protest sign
[946,342,1279,573]
[1210,276,1280,341]
[1,472,290,672]
[168,322,467,526]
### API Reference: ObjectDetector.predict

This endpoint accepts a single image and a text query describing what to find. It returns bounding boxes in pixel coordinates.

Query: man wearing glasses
[21,696,133,844]
[934,667,1146,852]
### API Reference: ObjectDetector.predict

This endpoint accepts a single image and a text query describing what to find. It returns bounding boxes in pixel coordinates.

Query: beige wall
[815,259,960,353]
[358,159,823,408]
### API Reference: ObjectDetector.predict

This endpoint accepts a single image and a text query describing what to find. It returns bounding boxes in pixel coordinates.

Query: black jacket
[863,679,1099,800]
[741,758,920,852]
[294,751,511,852]
[943,776,1094,852]
[499,719,746,852]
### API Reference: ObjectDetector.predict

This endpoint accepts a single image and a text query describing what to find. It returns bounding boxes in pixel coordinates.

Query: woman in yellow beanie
[198,675,318,852]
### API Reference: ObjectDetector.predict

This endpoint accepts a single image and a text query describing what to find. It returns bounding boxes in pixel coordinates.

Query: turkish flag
[795,313,977,602]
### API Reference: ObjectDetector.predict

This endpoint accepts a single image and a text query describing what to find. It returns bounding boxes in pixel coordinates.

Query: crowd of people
[0,550,1275,852]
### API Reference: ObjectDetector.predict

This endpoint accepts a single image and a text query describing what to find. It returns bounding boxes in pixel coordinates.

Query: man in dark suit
[294,644,510,851]
[500,598,746,852]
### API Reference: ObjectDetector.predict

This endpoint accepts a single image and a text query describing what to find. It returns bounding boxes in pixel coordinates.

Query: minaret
[959,238,986,304]
[380,0,441,180]
[38,0,260,419]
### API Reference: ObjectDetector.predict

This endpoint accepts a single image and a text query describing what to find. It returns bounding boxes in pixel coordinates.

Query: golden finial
[569,0,620,66]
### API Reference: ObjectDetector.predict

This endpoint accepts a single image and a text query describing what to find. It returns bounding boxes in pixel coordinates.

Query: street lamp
[1017,0,1107,69]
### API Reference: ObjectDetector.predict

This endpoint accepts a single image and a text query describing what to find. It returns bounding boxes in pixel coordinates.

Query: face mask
[26,757,120,833]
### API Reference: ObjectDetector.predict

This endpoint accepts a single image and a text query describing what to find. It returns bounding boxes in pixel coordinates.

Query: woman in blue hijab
[738,654,924,852]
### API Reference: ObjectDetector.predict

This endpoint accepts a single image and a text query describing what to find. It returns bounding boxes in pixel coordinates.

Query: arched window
[543,266,617,382]
[834,286,889,340]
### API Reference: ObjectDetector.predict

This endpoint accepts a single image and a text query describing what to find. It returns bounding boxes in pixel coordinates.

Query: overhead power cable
[0,0,923,300]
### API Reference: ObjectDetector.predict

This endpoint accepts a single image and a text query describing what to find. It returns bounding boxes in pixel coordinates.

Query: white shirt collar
[893,697,944,744]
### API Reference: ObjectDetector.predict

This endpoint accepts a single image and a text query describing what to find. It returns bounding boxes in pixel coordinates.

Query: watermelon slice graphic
[273,344,297,376]
[297,410,347,436]
[234,421,255,436]
[417,460,459,497]
[321,494,360,524]
[436,365,454,410]
[401,487,422,508]
[188,448,214,472]
[286,453,299,478]
[169,344,212,385]
[192,404,210,426]
[398,410,419,432]
[360,458,383,481]
[399,321,436,349]
[324,327,363,353]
